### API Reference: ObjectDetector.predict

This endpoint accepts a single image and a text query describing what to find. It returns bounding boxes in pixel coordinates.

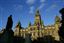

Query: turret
[54,16,61,41]
[41,20,44,28]
[34,10,41,26]
[28,22,31,27]
[16,21,21,28]
[55,16,60,24]
[55,16,61,30]
[14,21,21,37]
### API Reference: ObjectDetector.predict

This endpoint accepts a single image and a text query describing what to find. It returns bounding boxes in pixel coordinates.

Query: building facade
[14,10,61,41]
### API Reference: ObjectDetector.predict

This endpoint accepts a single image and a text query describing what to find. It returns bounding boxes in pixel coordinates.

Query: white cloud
[39,0,45,9]
[40,0,45,2]
[29,6,35,14]
[13,5,23,11]
[26,0,35,5]
[11,4,23,14]
[39,4,45,9]
[46,4,57,12]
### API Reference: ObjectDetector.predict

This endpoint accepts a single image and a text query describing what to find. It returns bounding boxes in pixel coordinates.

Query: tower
[55,16,61,30]
[34,10,41,26]
[34,9,44,29]
[54,16,61,41]
[14,21,21,37]
[33,9,43,38]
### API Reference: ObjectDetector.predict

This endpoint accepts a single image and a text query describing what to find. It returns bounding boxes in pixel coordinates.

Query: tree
[58,8,64,42]
[0,15,14,43]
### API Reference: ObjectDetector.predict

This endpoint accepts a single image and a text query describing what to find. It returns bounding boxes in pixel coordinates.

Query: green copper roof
[16,21,21,28]
[35,9,40,16]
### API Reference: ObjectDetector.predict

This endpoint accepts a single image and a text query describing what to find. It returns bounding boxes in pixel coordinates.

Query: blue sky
[0,0,64,30]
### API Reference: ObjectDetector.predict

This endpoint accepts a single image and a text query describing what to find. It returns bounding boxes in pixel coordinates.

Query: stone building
[14,10,61,41]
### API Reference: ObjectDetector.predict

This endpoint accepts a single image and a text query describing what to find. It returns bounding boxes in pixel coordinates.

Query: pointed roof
[28,22,31,27]
[41,20,44,25]
[16,21,21,28]
[35,9,40,16]
[55,16,60,23]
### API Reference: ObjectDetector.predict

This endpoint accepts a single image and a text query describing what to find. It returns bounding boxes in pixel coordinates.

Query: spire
[34,9,41,26]
[41,20,44,25]
[28,22,31,27]
[35,9,40,16]
[37,9,39,14]
[16,21,21,28]
[55,16,60,24]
